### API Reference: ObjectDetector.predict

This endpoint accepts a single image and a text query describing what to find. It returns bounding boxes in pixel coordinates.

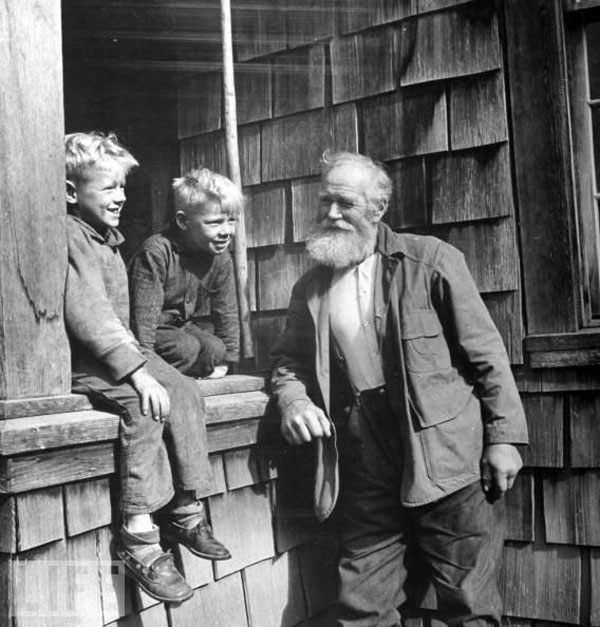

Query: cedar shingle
[233,0,286,63]
[446,218,519,293]
[505,471,534,542]
[283,0,336,49]
[520,394,563,468]
[449,71,508,150]
[64,478,112,538]
[570,393,600,467]
[291,178,321,242]
[273,46,326,118]
[387,158,427,230]
[210,485,276,578]
[97,527,133,623]
[430,144,513,224]
[236,62,273,125]
[501,542,581,623]
[178,73,222,139]
[246,185,287,248]
[362,86,448,161]
[251,312,289,371]
[339,0,416,34]
[543,471,600,545]
[481,290,523,365]
[400,7,501,85]
[170,572,248,626]
[592,549,600,626]
[244,552,308,627]
[331,27,398,104]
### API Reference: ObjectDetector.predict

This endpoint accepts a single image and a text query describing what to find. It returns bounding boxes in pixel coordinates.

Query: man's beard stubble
[306,221,376,269]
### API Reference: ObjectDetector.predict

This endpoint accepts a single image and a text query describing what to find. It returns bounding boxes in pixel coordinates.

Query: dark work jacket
[270,222,528,521]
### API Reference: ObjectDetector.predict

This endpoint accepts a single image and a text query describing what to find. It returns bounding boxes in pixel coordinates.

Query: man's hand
[129,367,171,422]
[480,443,523,502]
[281,401,332,445]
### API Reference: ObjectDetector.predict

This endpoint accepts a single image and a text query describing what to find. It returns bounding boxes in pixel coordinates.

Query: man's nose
[325,201,344,221]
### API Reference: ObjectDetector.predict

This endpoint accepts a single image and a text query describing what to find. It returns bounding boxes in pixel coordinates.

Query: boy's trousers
[334,386,505,627]
[72,350,212,515]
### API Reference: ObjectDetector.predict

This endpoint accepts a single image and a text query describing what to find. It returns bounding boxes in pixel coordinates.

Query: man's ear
[66,180,78,205]
[174,210,188,230]
[373,199,388,223]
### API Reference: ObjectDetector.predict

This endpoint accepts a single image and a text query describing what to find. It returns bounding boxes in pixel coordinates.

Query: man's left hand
[480,443,523,502]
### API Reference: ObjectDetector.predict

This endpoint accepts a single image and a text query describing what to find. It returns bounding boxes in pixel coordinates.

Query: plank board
[543,470,600,545]
[339,0,416,34]
[570,393,600,467]
[481,290,524,365]
[445,218,520,293]
[362,86,448,161]
[0,394,91,420]
[541,367,600,392]
[257,246,314,310]
[246,185,287,248]
[262,106,359,182]
[64,478,112,538]
[0,0,71,399]
[273,46,326,117]
[298,538,339,617]
[244,552,308,627]
[169,572,248,626]
[430,144,513,224]
[505,471,534,542]
[0,442,116,493]
[177,72,222,139]
[291,177,321,243]
[400,6,501,85]
[449,71,508,150]
[501,542,581,623]
[387,158,427,230]
[520,394,563,468]
[331,26,398,104]
[204,391,271,424]
[209,485,276,578]
[196,374,266,397]
[16,486,64,551]
[236,61,273,125]
[504,0,577,333]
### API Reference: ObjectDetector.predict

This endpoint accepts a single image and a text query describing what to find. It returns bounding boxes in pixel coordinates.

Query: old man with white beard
[271,151,528,627]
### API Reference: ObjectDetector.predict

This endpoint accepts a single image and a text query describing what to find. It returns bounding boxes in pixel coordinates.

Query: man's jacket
[271,222,528,521]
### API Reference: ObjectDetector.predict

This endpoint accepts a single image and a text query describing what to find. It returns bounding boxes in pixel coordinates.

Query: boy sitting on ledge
[128,167,242,380]
[64,131,231,606]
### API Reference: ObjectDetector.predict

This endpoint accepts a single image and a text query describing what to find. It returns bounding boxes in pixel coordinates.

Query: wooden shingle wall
[173,1,600,626]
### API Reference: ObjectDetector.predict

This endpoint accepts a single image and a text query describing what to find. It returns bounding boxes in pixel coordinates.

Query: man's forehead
[321,163,372,195]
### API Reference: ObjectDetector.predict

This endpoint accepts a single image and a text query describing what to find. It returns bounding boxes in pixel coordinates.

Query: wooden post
[0,0,72,403]
[220,0,255,359]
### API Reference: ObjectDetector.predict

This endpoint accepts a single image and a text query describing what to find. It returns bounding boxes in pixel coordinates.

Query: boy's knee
[157,331,201,372]
[201,334,227,365]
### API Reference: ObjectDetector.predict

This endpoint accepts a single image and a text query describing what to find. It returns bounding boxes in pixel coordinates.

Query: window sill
[526,331,600,367]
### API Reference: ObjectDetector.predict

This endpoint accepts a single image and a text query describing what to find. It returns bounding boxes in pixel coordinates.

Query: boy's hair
[321,150,392,211]
[172,167,244,218]
[65,131,139,183]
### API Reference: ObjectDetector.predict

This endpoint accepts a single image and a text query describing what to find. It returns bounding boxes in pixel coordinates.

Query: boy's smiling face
[176,201,236,255]
[67,159,127,232]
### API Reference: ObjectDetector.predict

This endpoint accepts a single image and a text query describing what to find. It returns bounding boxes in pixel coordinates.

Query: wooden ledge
[526,331,600,368]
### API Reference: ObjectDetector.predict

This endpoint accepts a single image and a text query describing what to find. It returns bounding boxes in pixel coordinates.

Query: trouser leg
[411,481,505,627]
[335,389,407,627]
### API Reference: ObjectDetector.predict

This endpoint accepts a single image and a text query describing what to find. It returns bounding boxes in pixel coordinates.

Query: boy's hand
[129,367,171,422]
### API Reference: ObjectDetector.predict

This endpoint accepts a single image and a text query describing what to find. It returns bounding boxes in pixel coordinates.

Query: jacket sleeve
[431,242,528,446]
[209,254,240,363]
[270,277,321,419]
[65,227,146,382]
[128,244,168,352]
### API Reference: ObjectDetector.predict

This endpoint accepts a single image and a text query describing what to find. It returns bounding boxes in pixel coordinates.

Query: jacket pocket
[401,310,452,373]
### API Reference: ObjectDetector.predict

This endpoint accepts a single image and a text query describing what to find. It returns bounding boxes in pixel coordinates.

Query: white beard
[306,223,376,269]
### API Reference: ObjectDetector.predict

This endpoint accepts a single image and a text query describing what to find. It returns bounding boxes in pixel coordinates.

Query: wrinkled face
[67,160,127,232]
[177,201,237,255]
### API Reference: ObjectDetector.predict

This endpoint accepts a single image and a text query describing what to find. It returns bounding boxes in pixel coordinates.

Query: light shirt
[329,254,386,392]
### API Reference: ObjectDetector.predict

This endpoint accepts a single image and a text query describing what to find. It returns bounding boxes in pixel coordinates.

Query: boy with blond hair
[128,167,242,380]
[64,132,230,606]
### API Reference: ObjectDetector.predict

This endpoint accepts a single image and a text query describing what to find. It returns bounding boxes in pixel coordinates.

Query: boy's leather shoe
[117,545,193,605]
[164,518,232,561]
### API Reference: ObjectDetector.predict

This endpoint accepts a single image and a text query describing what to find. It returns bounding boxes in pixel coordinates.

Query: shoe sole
[117,551,194,605]
[162,529,232,561]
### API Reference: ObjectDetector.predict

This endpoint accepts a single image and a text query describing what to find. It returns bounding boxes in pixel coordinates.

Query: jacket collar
[375,221,406,260]
[70,215,124,248]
